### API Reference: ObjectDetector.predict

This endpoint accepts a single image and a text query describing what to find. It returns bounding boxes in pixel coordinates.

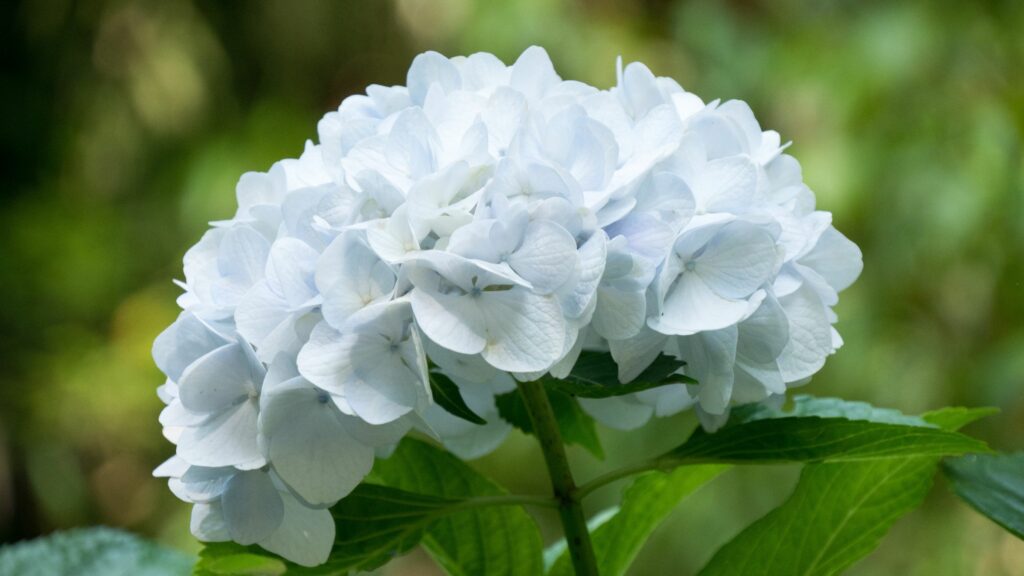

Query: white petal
[479,289,567,372]
[218,226,270,286]
[297,322,355,391]
[180,466,235,502]
[153,312,231,382]
[409,288,487,355]
[777,285,833,382]
[160,398,207,428]
[696,156,757,213]
[318,234,396,329]
[222,470,284,545]
[603,213,675,264]
[733,359,785,403]
[736,294,789,363]
[407,51,461,106]
[621,61,663,118]
[446,219,503,262]
[637,384,695,418]
[340,413,413,448]
[800,226,863,293]
[153,456,189,478]
[178,344,261,413]
[254,310,320,365]
[592,286,646,340]
[261,379,374,505]
[510,46,560,100]
[651,275,761,336]
[259,493,335,567]
[191,502,230,542]
[508,220,577,293]
[385,108,440,179]
[609,327,669,383]
[265,238,319,307]
[177,400,264,469]
[695,221,779,299]
[560,231,607,320]
[345,341,424,423]
[236,282,291,350]
[678,327,738,415]
[298,316,427,425]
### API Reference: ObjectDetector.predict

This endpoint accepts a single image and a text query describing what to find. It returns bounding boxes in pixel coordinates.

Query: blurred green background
[2,0,1022,574]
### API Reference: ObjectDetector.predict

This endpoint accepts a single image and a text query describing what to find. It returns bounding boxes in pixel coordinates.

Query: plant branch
[451,494,560,511]
[574,459,666,500]
[516,379,599,576]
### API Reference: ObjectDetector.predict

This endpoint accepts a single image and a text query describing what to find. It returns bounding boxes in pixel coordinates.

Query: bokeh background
[2,0,1022,574]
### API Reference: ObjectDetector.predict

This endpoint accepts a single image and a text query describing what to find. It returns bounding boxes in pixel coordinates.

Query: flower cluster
[154,47,861,565]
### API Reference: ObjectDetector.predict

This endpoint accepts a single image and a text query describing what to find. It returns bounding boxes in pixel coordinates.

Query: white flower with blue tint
[154,46,862,565]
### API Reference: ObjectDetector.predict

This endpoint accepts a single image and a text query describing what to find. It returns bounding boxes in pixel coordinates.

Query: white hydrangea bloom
[153,46,861,565]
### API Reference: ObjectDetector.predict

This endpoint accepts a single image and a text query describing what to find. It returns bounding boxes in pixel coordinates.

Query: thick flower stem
[516,379,599,576]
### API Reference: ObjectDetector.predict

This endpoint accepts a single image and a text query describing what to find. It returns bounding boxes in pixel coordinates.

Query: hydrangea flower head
[153,46,861,565]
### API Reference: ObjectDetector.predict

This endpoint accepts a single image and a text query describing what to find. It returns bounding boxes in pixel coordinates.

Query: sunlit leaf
[921,406,999,431]
[194,543,286,575]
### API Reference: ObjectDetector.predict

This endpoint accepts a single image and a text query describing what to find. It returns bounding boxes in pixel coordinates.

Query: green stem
[453,494,560,511]
[574,459,665,500]
[517,379,599,576]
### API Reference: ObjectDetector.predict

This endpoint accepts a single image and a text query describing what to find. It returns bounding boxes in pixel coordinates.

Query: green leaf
[430,371,486,425]
[663,416,987,465]
[698,405,991,575]
[921,406,999,431]
[548,466,727,576]
[195,543,286,575]
[496,387,604,459]
[372,438,545,576]
[323,485,458,572]
[732,395,933,427]
[943,452,1024,540]
[0,527,194,576]
[699,456,941,576]
[543,352,694,399]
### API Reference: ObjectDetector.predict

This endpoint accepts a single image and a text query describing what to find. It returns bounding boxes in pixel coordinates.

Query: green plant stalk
[517,379,600,576]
